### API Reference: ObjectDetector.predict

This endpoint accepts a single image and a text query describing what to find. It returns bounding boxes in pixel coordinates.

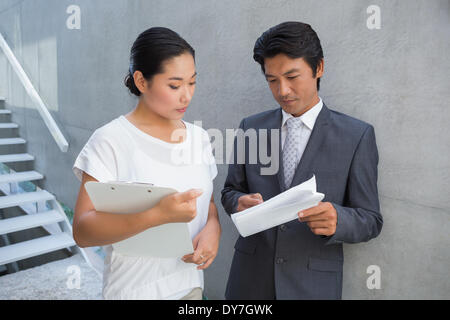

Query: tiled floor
[0,253,102,299]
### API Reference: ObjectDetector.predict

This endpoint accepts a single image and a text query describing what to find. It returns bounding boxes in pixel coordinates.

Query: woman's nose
[181,86,192,104]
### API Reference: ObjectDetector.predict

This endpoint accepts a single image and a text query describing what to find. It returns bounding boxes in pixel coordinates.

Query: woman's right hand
[155,189,203,223]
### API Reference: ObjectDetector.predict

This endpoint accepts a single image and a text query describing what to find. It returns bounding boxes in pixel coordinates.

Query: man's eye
[288,76,298,80]
[267,79,276,83]
[189,82,196,86]
[169,85,180,90]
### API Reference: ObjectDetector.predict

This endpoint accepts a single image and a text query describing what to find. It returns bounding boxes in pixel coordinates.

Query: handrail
[0,32,68,152]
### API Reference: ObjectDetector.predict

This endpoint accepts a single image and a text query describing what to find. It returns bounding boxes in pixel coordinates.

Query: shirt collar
[281,97,323,131]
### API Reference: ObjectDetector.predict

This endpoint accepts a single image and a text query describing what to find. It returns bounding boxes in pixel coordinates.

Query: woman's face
[137,52,197,120]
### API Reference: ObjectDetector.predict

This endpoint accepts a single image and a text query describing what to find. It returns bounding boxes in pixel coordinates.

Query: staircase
[0,96,85,273]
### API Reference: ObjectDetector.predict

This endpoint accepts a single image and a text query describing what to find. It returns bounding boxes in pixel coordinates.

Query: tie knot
[286,117,303,130]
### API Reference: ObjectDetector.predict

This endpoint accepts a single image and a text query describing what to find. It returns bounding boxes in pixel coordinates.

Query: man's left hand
[298,202,337,236]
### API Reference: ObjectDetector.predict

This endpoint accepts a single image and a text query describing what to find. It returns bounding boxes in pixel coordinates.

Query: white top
[281,97,323,166]
[73,115,217,300]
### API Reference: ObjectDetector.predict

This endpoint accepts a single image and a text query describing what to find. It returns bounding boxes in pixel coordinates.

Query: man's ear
[315,59,324,78]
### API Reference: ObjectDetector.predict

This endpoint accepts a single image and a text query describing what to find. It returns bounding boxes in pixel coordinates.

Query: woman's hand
[182,218,221,270]
[155,189,203,224]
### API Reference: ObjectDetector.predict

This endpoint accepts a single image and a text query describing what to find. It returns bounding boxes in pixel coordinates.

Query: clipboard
[84,181,194,258]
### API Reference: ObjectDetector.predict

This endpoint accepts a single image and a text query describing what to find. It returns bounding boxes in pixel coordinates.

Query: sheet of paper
[231,175,324,237]
[84,181,194,258]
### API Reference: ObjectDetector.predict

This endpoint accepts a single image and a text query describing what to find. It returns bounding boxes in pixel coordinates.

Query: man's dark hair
[253,21,324,91]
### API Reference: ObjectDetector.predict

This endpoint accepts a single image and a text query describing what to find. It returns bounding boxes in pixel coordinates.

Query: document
[84,181,194,258]
[231,175,324,237]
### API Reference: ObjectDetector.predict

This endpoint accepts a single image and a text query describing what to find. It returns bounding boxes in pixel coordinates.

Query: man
[221,21,383,300]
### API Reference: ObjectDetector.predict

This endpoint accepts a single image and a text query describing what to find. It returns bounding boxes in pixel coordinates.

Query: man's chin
[281,103,315,117]
[280,103,301,116]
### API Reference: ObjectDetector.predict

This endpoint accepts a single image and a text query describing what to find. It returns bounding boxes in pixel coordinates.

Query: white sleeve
[202,129,218,181]
[72,129,118,182]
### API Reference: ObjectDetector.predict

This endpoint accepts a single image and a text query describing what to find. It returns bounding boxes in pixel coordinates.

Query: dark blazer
[221,103,383,300]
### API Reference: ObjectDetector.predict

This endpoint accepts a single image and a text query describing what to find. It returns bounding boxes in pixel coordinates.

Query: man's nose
[278,80,291,97]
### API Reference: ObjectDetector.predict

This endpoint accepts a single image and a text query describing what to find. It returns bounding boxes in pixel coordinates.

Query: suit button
[276,258,285,264]
[280,224,287,231]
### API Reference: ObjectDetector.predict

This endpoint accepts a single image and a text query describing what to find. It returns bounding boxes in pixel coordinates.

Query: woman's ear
[133,70,148,94]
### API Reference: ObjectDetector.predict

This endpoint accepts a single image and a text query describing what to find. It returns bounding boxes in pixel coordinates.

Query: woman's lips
[176,107,187,113]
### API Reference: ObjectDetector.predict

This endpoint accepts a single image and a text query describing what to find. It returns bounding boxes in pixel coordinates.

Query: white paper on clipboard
[84,181,194,258]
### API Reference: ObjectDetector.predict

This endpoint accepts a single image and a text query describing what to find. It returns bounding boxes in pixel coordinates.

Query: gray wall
[0,0,448,299]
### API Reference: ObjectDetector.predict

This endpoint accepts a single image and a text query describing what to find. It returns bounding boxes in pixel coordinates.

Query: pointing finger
[177,189,203,202]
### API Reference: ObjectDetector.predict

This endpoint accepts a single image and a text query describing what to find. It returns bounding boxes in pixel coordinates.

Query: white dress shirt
[281,97,323,168]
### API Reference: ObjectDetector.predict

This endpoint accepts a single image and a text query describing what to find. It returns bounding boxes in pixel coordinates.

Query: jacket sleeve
[221,118,249,216]
[325,125,383,245]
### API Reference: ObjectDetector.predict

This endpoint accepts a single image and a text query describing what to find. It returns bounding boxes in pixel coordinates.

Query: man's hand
[298,202,337,236]
[236,193,263,212]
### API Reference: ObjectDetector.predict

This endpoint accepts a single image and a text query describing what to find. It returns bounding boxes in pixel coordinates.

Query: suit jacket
[221,103,383,300]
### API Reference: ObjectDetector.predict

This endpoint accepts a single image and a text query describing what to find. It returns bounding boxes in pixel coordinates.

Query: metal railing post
[0,32,69,152]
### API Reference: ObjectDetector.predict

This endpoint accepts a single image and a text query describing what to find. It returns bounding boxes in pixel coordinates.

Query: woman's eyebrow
[168,72,197,81]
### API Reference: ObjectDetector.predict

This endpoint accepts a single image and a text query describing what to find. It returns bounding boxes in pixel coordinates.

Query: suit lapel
[270,109,286,193]
[260,108,284,193]
[288,103,331,188]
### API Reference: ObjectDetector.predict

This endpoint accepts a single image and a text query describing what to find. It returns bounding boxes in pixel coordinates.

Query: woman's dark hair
[253,22,324,91]
[124,27,195,96]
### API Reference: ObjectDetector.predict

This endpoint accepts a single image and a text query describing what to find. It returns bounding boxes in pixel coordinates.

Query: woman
[72,27,221,300]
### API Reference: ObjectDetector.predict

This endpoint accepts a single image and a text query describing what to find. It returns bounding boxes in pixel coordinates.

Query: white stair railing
[0,32,68,152]
[0,162,102,277]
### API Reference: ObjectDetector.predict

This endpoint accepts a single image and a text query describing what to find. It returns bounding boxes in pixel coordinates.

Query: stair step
[0,123,18,129]
[0,153,34,163]
[0,138,26,145]
[0,190,54,209]
[0,210,64,235]
[0,110,11,114]
[0,233,75,265]
[0,171,43,184]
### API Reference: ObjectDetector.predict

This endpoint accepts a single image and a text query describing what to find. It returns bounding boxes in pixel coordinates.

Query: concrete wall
[0,0,448,299]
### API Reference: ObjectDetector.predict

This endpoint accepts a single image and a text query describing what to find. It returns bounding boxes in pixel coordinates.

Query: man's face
[264,54,323,117]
